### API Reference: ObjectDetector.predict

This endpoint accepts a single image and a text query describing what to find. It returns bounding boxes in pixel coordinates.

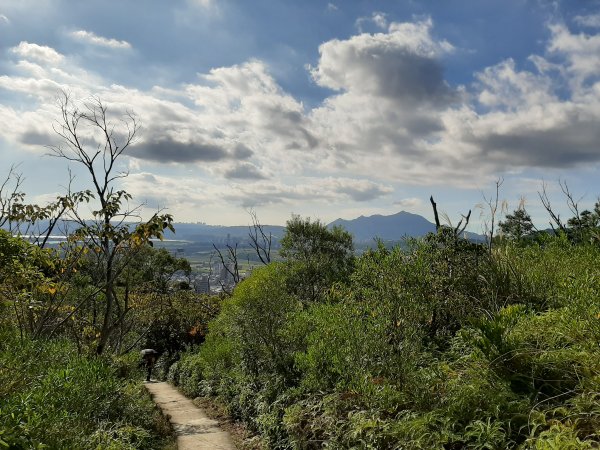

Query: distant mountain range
[8,211,483,246]
[166,210,478,244]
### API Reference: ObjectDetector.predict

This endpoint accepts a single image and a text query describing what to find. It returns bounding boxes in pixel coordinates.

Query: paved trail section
[145,381,236,450]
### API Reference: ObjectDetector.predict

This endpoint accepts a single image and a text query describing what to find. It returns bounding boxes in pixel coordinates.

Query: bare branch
[455,210,472,237]
[212,243,241,295]
[538,181,566,233]
[248,209,272,265]
[0,165,25,230]
[480,178,503,253]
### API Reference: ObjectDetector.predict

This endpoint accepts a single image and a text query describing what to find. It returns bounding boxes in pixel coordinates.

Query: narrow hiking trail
[145,381,236,450]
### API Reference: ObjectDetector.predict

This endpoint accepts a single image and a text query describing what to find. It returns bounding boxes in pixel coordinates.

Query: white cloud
[2,18,600,220]
[221,177,393,207]
[574,14,600,28]
[307,18,600,185]
[123,172,392,211]
[69,30,131,49]
[475,58,555,110]
[0,14,9,24]
[546,23,600,90]
[327,3,338,12]
[310,18,454,100]
[394,197,422,208]
[356,12,388,31]
[10,41,63,65]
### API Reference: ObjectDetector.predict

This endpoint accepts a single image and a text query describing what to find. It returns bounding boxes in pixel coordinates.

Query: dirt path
[145,381,236,450]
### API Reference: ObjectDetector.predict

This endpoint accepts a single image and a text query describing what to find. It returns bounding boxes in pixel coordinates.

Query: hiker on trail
[140,349,159,381]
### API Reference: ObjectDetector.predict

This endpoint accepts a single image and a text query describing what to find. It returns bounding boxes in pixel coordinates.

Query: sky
[1,0,600,230]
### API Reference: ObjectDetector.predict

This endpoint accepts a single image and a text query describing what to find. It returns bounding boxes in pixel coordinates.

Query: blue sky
[0,0,599,230]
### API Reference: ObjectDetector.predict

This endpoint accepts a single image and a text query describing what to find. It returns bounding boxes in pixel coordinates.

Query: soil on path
[145,381,236,450]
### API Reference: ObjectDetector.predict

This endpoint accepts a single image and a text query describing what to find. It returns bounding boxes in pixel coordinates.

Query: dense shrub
[0,328,172,449]
[172,232,600,449]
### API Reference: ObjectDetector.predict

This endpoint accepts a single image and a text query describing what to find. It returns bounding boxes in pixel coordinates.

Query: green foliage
[499,208,535,240]
[566,201,600,243]
[202,263,300,384]
[280,215,354,303]
[172,227,600,449]
[0,328,171,449]
[122,247,191,294]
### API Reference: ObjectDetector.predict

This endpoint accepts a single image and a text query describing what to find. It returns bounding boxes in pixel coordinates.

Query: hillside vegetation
[0,96,220,449]
[169,216,600,449]
[0,227,222,449]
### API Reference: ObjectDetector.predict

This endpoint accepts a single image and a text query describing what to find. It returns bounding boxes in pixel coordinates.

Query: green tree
[567,201,600,242]
[122,247,191,295]
[499,208,534,240]
[280,215,354,302]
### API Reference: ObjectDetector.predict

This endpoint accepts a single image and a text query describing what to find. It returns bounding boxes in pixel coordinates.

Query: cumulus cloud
[475,59,556,110]
[2,16,600,215]
[0,50,314,181]
[186,60,319,157]
[310,18,454,103]
[547,23,600,87]
[444,22,600,171]
[307,18,600,185]
[10,41,63,65]
[307,18,461,183]
[69,30,131,49]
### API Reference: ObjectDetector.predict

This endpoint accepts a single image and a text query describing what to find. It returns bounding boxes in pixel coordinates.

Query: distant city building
[195,276,210,294]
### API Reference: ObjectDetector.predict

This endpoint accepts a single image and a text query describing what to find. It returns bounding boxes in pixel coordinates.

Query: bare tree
[247,209,272,265]
[430,195,471,238]
[49,92,174,354]
[430,196,441,231]
[212,242,241,294]
[538,181,567,234]
[0,165,26,232]
[560,179,584,223]
[479,178,505,253]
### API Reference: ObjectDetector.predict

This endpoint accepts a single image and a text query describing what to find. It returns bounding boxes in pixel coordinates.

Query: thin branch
[538,181,566,233]
[248,209,272,265]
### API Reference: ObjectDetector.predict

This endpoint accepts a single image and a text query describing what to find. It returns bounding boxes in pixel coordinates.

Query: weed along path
[145,381,236,450]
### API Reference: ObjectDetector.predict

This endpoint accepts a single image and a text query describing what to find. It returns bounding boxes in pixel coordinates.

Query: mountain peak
[328,211,435,242]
